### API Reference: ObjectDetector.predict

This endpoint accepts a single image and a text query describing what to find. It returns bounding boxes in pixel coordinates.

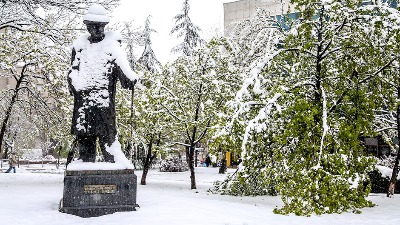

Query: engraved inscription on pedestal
[84,185,117,194]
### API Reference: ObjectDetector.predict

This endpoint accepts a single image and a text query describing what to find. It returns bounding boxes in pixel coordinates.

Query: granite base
[59,169,138,218]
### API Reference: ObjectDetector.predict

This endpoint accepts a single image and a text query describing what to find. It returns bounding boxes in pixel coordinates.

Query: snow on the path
[0,167,399,225]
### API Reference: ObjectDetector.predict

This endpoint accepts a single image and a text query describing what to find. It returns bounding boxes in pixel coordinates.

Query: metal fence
[0,158,64,169]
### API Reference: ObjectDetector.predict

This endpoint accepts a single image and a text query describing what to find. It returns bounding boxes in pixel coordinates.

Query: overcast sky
[111,0,233,64]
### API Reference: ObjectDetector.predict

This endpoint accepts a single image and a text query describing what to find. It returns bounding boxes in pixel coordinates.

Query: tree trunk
[186,83,204,189]
[141,162,150,185]
[0,98,16,159]
[219,149,227,174]
[141,136,154,185]
[188,145,196,189]
[0,70,25,159]
[387,86,400,197]
[185,140,190,165]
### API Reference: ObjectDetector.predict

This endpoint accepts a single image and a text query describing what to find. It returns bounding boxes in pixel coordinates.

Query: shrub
[160,157,188,172]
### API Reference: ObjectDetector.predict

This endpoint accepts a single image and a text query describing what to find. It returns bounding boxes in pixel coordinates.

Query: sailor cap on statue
[83,4,110,24]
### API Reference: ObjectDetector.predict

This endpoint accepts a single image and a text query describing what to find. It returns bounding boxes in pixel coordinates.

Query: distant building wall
[0,29,53,151]
[223,0,290,32]
[0,76,17,90]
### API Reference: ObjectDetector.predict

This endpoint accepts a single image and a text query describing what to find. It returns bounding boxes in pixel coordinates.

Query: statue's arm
[113,39,139,90]
[67,48,77,96]
[116,64,137,90]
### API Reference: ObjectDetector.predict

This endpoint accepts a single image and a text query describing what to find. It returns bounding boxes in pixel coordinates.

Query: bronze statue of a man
[68,4,138,163]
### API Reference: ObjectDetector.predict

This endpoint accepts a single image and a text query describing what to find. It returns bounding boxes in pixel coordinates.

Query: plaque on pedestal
[59,169,138,218]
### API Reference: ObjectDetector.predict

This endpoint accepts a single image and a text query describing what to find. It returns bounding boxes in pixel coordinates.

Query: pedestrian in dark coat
[205,155,212,167]
[5,152,17,173]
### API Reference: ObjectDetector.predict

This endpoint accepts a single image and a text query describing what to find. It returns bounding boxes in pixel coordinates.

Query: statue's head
[83,4,109,42]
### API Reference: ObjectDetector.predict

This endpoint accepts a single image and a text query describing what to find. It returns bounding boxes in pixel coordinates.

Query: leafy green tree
[211,7,285,195]
[271,1,378,215]
[158,38,238,189]
[361,3,400,197]
[212,0,400,215]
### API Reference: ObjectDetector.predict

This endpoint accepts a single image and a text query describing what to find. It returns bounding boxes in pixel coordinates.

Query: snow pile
[160,157,188,172]
[105,138,134,169]
[67,160,133,170]
[67,138,134,170]
[376,165,400,179]
[1,169,400,224]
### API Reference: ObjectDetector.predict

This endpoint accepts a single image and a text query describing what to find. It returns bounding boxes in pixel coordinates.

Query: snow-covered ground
[0,166,399,225]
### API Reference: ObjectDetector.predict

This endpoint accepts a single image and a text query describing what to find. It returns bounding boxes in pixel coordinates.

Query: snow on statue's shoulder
[105,31,140,82]
[71,34,90,50]
[104,31,122,43]
[71,31,121,50]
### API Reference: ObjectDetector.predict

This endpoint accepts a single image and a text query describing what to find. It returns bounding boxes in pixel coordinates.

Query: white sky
[111,0,233,64]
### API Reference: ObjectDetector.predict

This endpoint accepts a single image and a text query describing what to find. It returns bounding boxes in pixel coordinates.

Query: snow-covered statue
[67,4,138,166]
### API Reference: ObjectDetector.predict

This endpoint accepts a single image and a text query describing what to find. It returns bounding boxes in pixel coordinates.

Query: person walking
[5,152,17,173]
[205,154,212,167]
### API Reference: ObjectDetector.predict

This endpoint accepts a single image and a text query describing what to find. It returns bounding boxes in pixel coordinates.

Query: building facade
[223,0,290,31]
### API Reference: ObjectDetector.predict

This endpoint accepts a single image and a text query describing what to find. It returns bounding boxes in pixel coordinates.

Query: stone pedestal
[59,169,138,217]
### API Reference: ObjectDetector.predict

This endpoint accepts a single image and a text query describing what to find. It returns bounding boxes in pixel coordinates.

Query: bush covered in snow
[210,169,277,196]
[43,155,56,161]
[377,155,396,169]
[159,157,188,172]
[369,165,400,194]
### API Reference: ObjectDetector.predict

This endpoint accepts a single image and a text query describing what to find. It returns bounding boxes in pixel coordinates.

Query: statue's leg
[77,135,96,162]
[99,134,115,163]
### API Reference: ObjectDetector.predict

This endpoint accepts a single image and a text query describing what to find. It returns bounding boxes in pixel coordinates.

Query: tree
[170,0,203,56]
[118,20,144,69]
[159,38,238,189]
[212,0,399,215]
[0,28,70,158]
[210,8,283,176]
[135,16,164,184]
[138,16,162,73]
[361,3,400,197]
[113,20,144,163]
[132,75,170,185]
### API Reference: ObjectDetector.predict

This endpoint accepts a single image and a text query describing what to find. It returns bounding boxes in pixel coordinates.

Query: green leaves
[210,0,399,216]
